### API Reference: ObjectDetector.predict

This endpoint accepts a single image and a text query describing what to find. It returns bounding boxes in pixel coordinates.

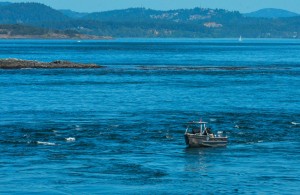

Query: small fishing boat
[184,120,228,147]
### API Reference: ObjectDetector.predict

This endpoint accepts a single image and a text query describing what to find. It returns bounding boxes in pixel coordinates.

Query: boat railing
[185,126,189,134]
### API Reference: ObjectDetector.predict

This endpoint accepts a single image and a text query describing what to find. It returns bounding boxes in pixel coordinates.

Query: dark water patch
[0,81,148,87]
[102,162,168,179]
[137,65,300,74]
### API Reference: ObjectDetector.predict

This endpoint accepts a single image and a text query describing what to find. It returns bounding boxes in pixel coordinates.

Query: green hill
[0,3,70,24]
[245,8,299,18]
[82,7,241,23]
[59,9,88,18]
[0,2,11,6]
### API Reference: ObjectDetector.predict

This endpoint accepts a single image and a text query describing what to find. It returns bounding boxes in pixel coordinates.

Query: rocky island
[0,59,102,69]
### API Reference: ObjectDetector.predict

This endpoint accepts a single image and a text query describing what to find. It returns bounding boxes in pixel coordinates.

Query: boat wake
[37,141,56,146]
[65,137,76,142]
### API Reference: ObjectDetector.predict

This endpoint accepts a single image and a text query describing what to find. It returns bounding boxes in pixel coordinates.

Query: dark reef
[0,59,102,69]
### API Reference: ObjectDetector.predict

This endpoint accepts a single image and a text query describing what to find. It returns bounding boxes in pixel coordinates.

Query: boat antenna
[200,118,202,134]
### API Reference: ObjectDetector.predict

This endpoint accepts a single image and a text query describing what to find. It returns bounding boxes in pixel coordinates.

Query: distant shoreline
[0,59,103,69]
[0,37,299,40]
[0,35,113,40]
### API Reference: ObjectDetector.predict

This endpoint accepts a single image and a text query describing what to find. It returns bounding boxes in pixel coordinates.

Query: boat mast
[200,123,202,134]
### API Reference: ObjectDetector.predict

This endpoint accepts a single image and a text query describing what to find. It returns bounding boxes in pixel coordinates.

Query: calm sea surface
[0,39,300,194]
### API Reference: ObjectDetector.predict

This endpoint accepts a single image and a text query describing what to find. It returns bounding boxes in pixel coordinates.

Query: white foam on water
[37,141,56,146]
[210,118,217,122]
[291,122,299,125]
[75,125,81,131]
[65,137,76,142]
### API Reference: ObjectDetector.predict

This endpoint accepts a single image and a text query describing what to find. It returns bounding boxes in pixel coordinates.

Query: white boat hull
[185,133,227,147]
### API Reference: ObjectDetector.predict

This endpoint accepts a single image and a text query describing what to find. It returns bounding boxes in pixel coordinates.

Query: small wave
[75,125,81,130]
[291,122,299,125]
[137,65,293,72]
[165,133,173,139]
[138,65,250,71]
[37,141,56,146]
[65,137,76,142]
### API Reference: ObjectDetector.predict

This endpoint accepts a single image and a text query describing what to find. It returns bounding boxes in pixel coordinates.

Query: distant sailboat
[239,36,242,42]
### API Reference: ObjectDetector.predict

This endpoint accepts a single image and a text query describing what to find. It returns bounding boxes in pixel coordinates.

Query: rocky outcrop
[0,59,102,69]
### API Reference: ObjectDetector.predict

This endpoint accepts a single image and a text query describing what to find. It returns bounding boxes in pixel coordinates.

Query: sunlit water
[0,39,300,194]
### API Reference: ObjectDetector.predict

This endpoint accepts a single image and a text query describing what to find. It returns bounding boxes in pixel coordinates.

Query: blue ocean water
[0,39,300,194]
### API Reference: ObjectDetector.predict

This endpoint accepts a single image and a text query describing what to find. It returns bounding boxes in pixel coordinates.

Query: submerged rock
[0,58,102,69]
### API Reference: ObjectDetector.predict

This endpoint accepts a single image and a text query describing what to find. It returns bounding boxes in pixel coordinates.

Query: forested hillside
[0,3,299,38]
[0,3,69,24]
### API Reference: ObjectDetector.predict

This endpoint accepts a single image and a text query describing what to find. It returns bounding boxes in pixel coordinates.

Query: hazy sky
[4,0,300,13]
